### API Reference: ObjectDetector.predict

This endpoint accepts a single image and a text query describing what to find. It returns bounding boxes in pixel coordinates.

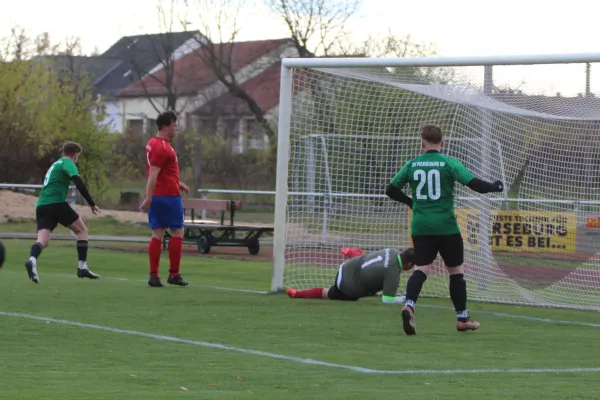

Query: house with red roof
[36,31,202,133]
[114,37,298,151]
[190,60,284,152]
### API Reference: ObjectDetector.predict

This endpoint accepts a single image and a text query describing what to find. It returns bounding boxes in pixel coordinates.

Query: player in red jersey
[140,110,190,287]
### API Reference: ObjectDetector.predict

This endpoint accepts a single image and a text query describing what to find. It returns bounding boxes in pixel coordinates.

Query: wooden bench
[184,199,242,226]
[162,198,274,255]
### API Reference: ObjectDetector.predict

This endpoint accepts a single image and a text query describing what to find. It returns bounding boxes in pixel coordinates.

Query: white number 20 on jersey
[414,169,441,200]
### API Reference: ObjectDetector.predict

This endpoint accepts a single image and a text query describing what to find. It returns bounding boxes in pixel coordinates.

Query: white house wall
[107,43,299,134]
[101,101,121,133]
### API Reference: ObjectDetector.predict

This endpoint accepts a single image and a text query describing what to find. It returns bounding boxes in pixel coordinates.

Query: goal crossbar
[282,52,600,69]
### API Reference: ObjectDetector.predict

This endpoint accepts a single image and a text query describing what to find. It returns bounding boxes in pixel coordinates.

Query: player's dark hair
[156,110,178,130]
[420,124,443,144]
[401,247,415,265]
[62,141,83,157]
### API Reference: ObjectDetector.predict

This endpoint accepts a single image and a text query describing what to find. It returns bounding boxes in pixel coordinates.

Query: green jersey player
[386,124,503,335]
[287,247,415,303]
[24,141,101,284]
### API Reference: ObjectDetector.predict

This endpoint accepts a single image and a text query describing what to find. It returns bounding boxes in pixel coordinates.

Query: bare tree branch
[120,0,192,115]
[187,0,277,139]
[337,29,437,58]
[267,0,361,57]
[9,26,30,60]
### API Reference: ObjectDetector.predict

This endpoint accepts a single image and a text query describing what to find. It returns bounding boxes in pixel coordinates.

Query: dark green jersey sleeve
[449,157,474,185]
[389,161,411,188]
[62,158,80,178]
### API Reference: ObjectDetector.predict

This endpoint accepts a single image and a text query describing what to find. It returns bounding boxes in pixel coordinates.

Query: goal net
[272,55,600,311]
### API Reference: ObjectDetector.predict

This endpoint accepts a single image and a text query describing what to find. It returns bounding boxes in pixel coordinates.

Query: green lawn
[0,239,599,399]
[0,216,149,237]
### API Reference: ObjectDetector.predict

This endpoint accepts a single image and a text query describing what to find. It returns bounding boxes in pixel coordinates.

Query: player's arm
[143,145,167,203]
[451,159,503,194]
[71,176,96,207]
[386,162,413,208]
[381,266,403,304]
[467,178,503,193]
[179,181,190,194]
[145,166,161,200]
[64,161,97,209]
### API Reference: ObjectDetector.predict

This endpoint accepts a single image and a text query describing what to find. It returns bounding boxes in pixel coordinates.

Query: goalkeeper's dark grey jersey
[337,248,402,298]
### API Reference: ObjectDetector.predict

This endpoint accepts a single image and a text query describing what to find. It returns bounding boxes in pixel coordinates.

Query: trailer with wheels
[162,198,273,255]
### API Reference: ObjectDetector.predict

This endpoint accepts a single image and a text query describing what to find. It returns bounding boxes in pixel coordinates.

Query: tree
[184,0,278,140]
[0,30,112,192]
[110,0,197,115]
[166,0,283,191]
[267,0,361,57]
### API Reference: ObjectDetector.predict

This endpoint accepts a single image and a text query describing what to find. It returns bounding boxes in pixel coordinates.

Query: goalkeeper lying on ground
[287,247,415,303]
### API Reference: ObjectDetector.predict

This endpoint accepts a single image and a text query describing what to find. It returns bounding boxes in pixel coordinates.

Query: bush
[0,59,112,193]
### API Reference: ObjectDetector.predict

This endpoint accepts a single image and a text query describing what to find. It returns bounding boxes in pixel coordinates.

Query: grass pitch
[0,239,599,399]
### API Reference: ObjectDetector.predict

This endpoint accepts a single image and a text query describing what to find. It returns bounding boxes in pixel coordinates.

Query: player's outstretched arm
[72,176,98,211]
[380,248,415,304]
[466,178,503,194]
[381,294,406,304]
[450,158,503,194]
[381,261,404,304]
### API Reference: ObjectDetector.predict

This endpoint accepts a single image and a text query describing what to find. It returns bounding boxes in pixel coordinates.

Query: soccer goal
[272,53,600,311]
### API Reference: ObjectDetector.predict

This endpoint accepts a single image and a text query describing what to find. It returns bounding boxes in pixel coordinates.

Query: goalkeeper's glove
[493,180,504,192]
[381,295,406,304]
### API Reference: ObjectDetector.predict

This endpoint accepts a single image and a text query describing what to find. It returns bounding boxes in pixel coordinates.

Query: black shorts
[327,271,359,301]
[412,233,464,268]
[36,202,80,232]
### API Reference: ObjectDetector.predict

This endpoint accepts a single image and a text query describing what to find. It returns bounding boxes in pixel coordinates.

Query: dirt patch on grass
[0,190,147,223]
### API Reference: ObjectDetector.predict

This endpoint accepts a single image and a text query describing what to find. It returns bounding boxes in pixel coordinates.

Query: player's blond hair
[62,141,83,156]
[420,124,443,144]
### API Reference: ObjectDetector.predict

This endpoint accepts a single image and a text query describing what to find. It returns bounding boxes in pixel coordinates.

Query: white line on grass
[420,304,600,329]
[4,271,600,329]
[1,311,598,375]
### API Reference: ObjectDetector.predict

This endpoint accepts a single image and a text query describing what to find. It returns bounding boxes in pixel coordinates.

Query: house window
[197,117,216,134]
[246,119,266,150]
[127,119,144,135]
[224,118,240,139]
[146,118,157,135]
[94,104,107,116]
[247,119,263,135]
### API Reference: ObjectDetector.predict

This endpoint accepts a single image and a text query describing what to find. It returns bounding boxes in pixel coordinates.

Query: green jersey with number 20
[390,150,474,236]
[37,157,80,207]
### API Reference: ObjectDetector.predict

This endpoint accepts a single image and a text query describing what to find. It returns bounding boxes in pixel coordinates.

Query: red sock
[149,237,162,277]
[341,247,364,259]
[168,237,183,277]
[294,288,325,299]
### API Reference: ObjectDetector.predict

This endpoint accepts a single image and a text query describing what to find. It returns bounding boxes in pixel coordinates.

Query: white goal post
[272,53,600,311]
